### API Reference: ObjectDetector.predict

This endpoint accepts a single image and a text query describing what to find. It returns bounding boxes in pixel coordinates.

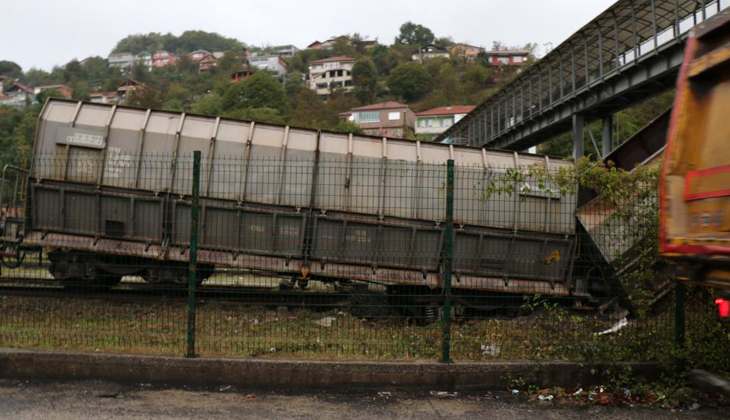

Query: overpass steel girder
[438,0,729,150]
[490,39,686,151]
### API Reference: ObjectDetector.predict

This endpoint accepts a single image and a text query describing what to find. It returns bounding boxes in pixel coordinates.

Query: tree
[71,85,91,101]
[220,72,288,115]
[351,58,378,103]
[0,61,23,78]
[331,36,356,57]
[112,32,172,54]
[125,87,164,109]
[332,120,363,135]
[434,37,455,49]
[36,88,66,104]
[284,71,305,97]
[396,22,435,46]
[289,89,328,129]
[62,60,84,83]
[191,93,224,116]
[387,62,433,102]
[223,107,286,125]
[370,44,398,76]
[174,30,242,54]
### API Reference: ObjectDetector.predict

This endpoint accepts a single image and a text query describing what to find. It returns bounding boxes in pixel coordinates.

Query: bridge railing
[441,0,729,148]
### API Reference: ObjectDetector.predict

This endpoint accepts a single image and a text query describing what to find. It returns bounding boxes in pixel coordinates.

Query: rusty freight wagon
[1,98,594,302]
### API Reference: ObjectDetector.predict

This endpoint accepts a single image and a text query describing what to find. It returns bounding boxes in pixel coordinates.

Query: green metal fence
[0,151,723,364]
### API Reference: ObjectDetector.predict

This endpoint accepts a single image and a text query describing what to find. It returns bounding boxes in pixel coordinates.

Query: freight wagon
[1,99,598,303]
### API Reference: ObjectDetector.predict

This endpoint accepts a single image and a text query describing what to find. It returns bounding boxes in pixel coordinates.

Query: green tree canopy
[396,22,435,46]
[221,72,288,114]
[112,30,242,55]
[351,58,378,103]
[36,88,66,104]
[332,120,363,135]
[223,107,286,125]
[387,62,433,102]
[191,93,224,116]
[0,61,23,79]
[284,71,305,97]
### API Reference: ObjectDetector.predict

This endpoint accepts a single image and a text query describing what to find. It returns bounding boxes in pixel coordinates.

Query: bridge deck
[438,0,729,151]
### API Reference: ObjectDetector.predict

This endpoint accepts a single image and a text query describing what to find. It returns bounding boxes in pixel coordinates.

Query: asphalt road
[0,379,726,420]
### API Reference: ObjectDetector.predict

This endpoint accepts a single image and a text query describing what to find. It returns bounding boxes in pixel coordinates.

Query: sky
[3,0,617,72]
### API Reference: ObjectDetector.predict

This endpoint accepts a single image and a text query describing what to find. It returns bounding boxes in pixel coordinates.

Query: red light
[716,298,730,318]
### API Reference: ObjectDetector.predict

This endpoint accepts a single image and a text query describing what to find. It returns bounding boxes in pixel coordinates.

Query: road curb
[0,348,661,390]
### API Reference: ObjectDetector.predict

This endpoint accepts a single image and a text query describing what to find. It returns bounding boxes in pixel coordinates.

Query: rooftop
[309,56,355,64]
[484,50,531,56]
[350,101,411,112]
[450,43,481,49]
[417,106,476,117]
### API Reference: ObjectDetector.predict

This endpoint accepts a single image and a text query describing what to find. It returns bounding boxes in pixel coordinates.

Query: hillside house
[307,41,323,50]
[271,45,299,57]
[340,102,415,138]
[115,78,150,104]
[481,50,531,67]
[188,50,211,61]
[90,91,118,104]
[198,55,218,72]
[108,52,135,69]
[248,55,288,77]
[34,84,73,99]
[152,50,178,68]
[135,52,152,70]
[415,106,475,140]
[0,83,37,108]
[412,44,450,62]
[231,66,252,84]
[449,44,483,61]
[308,56,355,96]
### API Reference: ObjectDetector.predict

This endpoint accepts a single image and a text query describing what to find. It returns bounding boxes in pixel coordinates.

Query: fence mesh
[0,152,722,363]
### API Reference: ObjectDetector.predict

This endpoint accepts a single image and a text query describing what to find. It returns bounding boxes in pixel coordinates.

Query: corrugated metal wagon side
[19,99,581,297]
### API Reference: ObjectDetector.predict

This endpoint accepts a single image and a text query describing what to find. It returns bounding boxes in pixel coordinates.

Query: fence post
[674,280,685,348]
[186,151,201,358]
[441,159,455,363]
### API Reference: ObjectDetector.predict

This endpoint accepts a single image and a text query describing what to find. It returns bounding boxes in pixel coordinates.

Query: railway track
[0,276,357,308]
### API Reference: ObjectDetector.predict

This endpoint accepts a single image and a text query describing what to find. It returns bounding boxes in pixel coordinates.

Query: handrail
[0,165,29,218]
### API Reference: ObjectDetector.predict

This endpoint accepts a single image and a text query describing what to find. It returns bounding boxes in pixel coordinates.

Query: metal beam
[602,115,614,157]
[573,113,585,160]
[437,0,729,148]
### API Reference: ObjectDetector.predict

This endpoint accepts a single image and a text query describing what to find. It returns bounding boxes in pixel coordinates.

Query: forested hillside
[0,23,673,165]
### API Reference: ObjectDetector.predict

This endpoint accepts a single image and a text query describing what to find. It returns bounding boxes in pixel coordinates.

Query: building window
[513,56,524,63]
[498,57,510,64]
[344,80,352,87]
[316,83,328,90]
[442,118,453,127]
[388,111,401,121]
[356,111,380,123]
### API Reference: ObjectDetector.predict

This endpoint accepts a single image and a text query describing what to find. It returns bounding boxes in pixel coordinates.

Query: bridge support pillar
[602,115,613,158]
[572,113,584,160]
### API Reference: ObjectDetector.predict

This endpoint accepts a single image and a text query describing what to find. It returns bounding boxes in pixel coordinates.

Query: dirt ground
[0,379,726,420]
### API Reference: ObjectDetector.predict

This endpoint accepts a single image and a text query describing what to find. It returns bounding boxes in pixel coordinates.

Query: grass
[0,293,684,362]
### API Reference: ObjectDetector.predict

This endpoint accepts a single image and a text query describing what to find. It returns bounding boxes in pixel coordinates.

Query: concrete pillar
[572,113,585,160]
[602,115,613,158]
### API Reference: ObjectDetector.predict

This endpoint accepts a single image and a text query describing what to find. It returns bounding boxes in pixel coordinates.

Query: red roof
[417,106,475,116]
[309,56,355,64]
[485,50,531,56]
[8,83,34,94]
[351,101,410,112]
